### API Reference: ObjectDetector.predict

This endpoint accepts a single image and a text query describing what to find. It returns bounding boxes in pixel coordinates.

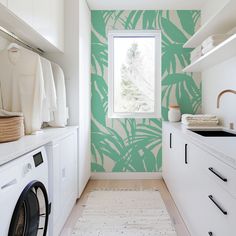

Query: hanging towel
[0,45,45,134]
[40,57,57,122]
[48,62,68,127]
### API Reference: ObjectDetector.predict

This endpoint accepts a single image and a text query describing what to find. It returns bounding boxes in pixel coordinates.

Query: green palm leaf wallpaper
[91,10,201,173]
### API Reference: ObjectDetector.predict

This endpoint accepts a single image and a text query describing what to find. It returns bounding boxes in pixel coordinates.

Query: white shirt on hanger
[49,62,68,127]
[40,57,57,122]
[0,45,45,134]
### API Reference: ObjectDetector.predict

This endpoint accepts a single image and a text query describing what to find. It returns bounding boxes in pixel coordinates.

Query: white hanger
[7,43,20,52]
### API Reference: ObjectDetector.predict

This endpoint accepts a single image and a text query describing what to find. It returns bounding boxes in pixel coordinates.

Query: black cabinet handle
[208,167,227,182]
[169,133,172,149]
[185,144,188,164]
[208,195,227,215]
[208,232,213,236]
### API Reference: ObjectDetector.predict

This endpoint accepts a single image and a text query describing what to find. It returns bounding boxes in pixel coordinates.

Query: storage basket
[0,116,24,143]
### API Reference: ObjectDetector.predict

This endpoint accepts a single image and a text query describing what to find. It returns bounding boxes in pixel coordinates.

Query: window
[108,30,161,118]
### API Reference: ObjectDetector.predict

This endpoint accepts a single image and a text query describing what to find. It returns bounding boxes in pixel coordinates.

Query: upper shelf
[184,0,236,48]
[183,34,236,72]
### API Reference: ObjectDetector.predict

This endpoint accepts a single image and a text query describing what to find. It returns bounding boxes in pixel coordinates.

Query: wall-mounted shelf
[184,0,236,48]
[183,34,236,72]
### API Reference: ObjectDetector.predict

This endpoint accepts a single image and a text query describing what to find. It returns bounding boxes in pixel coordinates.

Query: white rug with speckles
[71,190,177,236]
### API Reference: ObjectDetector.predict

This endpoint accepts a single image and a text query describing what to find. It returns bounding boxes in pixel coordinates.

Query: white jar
[168,105,181,122]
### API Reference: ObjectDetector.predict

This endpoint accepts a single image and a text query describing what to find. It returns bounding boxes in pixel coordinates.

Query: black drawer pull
[170,133,172,149]
[208,195,227,215]
[185,144,188,164]
[208,167,227,182]
[208,232,213,236]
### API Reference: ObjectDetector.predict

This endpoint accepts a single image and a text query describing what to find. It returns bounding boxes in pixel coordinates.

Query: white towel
[182,120,219,127]
[202,35,228,48]
[48,62,68,128]
[191,53,202,62]
[182,114,218,121]
[191,45,202,59]
[181,114,219,127]
[40,57,57,122]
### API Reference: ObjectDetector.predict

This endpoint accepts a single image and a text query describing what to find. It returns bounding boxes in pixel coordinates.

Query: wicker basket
[0,116,25,143]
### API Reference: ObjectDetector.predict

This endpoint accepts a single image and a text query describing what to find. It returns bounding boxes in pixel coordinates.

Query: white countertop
[0,126,78,166]
[164,122,236,169]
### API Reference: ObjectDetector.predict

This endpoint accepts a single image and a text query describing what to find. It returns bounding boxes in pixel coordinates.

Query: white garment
[0,46,45,134]
[0,109,23,117]
[40,57,57,122]
[48,62,68,127]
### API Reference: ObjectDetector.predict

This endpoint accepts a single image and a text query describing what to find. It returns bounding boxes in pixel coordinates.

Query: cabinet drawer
[200,150,236,198]
[200,176,236,236]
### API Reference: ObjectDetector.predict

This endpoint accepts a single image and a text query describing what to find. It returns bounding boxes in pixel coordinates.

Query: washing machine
[0,146,50,236]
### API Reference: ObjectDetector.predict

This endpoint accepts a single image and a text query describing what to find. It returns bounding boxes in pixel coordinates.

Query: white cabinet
[32,0,52,40]
[2,0,64,51]
[8,0,33,26]
[46,130,77,236]
[0,0,7,7]
[50,0,64,51]
[163,122,236,236]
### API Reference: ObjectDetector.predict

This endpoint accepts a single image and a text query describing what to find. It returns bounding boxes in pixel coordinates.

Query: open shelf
[184,0,236,48]
[183,34,236,72]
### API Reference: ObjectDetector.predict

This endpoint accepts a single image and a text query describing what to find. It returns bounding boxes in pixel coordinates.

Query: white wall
[201,0,236,129]
[202,57,236,127]
[78,0,91,197]
[46,0,91,197]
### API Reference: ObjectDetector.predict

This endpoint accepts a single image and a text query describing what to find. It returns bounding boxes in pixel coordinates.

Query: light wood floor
[60,180,190,236]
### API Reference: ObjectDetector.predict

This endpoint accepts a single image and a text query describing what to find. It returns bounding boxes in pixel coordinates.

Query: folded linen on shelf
[190,45,202,59]
[191,53,202,63]
[201,42,223,55]
[202,35,229,48]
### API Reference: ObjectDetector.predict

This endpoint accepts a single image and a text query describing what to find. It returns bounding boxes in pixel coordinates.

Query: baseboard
[91,172,163,180]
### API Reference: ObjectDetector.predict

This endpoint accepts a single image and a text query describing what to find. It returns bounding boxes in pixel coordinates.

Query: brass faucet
[217,89,236,109]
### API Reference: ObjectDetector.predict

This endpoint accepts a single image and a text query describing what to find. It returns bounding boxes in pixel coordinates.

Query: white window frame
[108,30,161,119]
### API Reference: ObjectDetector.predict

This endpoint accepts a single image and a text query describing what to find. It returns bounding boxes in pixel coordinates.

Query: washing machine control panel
[33,152,44,167]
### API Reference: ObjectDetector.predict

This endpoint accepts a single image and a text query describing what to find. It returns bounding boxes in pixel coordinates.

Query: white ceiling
[86,0,207,10]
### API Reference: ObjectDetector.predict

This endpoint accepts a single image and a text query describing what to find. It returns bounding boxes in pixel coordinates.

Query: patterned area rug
[71,190,177,236]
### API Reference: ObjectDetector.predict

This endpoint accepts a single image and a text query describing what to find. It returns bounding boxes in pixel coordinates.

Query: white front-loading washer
[0,147,50,236]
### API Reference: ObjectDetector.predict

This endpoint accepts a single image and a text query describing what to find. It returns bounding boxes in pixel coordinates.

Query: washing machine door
[8,181,50,236]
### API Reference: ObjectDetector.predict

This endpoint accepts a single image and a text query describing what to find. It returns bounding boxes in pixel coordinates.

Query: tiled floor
[60,180,190,236]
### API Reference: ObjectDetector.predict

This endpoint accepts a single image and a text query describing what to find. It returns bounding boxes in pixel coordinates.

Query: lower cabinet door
[59,133,77,223]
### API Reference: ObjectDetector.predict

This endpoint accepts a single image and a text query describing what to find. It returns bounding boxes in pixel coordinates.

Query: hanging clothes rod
[0,25,44,55]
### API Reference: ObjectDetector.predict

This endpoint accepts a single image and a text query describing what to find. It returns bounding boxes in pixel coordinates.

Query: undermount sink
[191,130,236,137]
